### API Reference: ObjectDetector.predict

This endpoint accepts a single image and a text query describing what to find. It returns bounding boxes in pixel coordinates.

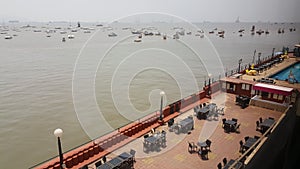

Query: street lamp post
[159,91,165,121]
[208,74,212,96]
[54,128,64,169]
[258,52,261,65]
[238,59,242,73]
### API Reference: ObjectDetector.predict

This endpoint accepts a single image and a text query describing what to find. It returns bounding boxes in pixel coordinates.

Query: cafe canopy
[253,83,293,96]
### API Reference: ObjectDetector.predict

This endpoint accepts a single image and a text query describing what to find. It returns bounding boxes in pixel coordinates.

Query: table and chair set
[96,151,134,169]
[188,139,212,160]
[194,103,221,120]
[222,118,241,133]
[169,115,194,134]
[256,117,275,134]
[143,130,167,152]
[217,158,244,169]
[239,135,260,155]
[235,95,250,109]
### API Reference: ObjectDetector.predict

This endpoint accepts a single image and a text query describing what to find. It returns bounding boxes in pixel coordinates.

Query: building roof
[220,77,257,85]
[253,83,294,96]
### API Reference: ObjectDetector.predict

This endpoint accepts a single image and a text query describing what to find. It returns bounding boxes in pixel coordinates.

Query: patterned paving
[92,92,283,169]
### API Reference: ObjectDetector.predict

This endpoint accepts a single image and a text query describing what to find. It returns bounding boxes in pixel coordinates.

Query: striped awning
[253,83,293,96]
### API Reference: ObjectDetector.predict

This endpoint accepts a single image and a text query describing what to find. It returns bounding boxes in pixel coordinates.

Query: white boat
[4,35,13,39]
[131,30,141,34]
[67,34,75,39]
[134,39,142,42]
[108,32,117,37]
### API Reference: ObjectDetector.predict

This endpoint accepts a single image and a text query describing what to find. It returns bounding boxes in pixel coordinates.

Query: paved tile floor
[92,92,282,169]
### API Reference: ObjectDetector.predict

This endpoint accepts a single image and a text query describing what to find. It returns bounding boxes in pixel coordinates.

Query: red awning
[253,83,293,96]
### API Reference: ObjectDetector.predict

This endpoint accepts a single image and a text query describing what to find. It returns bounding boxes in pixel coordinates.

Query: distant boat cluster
[0,22,97,41]
[0,22,298,41]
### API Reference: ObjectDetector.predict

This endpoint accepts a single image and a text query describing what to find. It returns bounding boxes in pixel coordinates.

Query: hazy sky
[1,0,299,22]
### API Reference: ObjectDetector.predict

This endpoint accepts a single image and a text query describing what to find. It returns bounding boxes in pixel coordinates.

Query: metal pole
[238,59,242,73]
[57,137,64,169]
[159,95,163,121]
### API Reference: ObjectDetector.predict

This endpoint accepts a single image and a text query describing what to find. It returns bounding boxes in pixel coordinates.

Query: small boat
[256,29,263,35]
[84,30,91,33]
[134,39,141,42]
[60,31,67,34]
[265,30,269,34]
[108,32,117,37]
[4,35,13,39]
[163,34,167,40]
[186,32,192,35]
[154,32,161,36]
[144,31,153,36]
[46,34,51,37]
[33,29,42,32]
[173,33,179,39]
[62,37,66,42]
[131,30,141,34]
[208,31,214,34]
[67,34,75,39]
[138,34,142,38]
[238,29,245,33]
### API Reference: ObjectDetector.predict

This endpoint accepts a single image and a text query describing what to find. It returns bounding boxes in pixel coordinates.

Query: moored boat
[4,35,13,39]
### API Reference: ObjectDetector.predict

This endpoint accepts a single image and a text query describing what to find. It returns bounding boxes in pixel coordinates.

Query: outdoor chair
[217,107,225,115]
[206,139,212,151]
[198,149,209,160]
[259,117,263,123]
[81,165,88,169]
[217,162,222,169]
[188,142,198,153]
[256,121,261,131]
[254,135,260,140]
[239,140,244,153]
[223,157,227,166]
[222,118,226,128]
[130,149,136,162]
[244,136,249,142]
[232,118,238,122]
[95,161,102,167]
[269,117,275,120]
[235,123,241,133]
[213,112,219,120]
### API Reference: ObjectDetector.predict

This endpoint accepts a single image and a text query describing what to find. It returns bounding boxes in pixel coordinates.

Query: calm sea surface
[0,22,299,168]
